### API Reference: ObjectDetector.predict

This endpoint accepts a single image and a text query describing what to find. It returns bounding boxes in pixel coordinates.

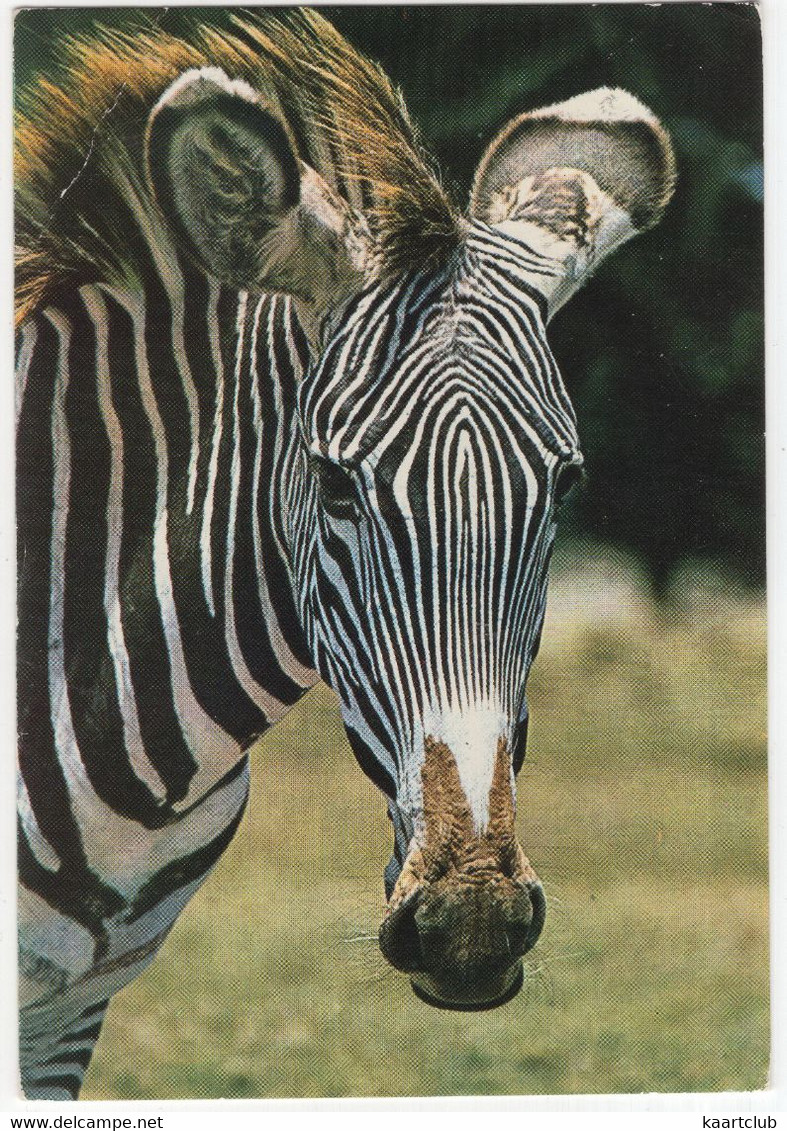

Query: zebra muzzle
[378,735,546,1010]
[379,861,545,1010]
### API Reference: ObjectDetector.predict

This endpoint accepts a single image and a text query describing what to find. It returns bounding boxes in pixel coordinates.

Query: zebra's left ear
[145,68,371,324]
[471,88,676,318]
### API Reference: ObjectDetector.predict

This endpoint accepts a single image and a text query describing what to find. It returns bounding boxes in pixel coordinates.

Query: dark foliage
[15,5,763,589]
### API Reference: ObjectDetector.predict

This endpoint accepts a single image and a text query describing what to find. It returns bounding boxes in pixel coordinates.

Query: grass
[83,554,768,1098]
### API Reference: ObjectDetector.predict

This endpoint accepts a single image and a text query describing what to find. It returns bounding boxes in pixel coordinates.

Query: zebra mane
[15,8,462,326]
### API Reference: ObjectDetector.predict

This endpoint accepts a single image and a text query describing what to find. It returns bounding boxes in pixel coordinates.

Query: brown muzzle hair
[379,734,545,1009]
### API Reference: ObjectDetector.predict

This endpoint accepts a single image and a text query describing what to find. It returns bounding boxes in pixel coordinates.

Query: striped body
[17,271,317,1097]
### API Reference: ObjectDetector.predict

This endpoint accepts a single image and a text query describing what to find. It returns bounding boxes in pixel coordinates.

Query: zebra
[15,9,675,1099]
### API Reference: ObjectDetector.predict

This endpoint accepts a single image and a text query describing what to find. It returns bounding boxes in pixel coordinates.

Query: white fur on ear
[526,86,661,128]
[151,66,263,116]
[146,66,302,289]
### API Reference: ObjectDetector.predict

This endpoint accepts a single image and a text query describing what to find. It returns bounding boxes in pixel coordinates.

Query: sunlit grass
[84,555,768,1098]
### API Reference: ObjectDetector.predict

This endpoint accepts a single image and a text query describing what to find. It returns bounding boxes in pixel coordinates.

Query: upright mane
[15,8,461,326]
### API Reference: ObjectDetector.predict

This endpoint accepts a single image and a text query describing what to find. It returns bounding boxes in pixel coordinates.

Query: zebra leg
[19,908,183,1101]
[18,758,251,1100]
[18,880,179,1100]
[20,996,109,1101]
[19,905,180,1101]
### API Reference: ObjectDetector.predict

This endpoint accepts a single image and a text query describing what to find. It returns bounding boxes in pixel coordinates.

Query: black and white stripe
[18,217,580,1094]
[16,244,318,1095]
[293,222,581,838]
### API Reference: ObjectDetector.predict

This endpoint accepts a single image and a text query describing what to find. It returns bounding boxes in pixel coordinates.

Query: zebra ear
[470,88,676,318]
[146,68,369,314]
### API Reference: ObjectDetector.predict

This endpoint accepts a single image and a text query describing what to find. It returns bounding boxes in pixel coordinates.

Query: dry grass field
[83,551,768,1098]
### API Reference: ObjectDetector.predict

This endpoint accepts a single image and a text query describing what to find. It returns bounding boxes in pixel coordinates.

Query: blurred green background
[15,4,766,1099]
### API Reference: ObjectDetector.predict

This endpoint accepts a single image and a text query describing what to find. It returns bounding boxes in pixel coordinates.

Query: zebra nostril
[379,893,424,973]
[523,881,547,953]
[505,922,529,958]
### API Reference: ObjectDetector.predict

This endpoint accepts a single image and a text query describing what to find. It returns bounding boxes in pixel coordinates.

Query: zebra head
[148,64,674,1010]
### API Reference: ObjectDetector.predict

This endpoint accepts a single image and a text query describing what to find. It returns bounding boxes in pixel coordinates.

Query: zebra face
[294,243,582,1008]
[148,64,674,1010]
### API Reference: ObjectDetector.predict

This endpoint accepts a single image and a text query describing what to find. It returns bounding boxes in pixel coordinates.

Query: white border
[2,0,783,1120]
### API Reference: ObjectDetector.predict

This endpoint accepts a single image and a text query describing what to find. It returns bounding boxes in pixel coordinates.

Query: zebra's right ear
[470,88,676,318]
[146,68,370,311]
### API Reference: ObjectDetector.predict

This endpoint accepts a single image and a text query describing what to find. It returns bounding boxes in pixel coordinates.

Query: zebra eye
[555,462,584,508]
[310,454,359,516]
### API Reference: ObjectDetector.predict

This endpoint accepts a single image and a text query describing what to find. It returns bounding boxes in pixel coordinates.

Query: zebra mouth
[380,879,544,1011]
[410,963,525,1011]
